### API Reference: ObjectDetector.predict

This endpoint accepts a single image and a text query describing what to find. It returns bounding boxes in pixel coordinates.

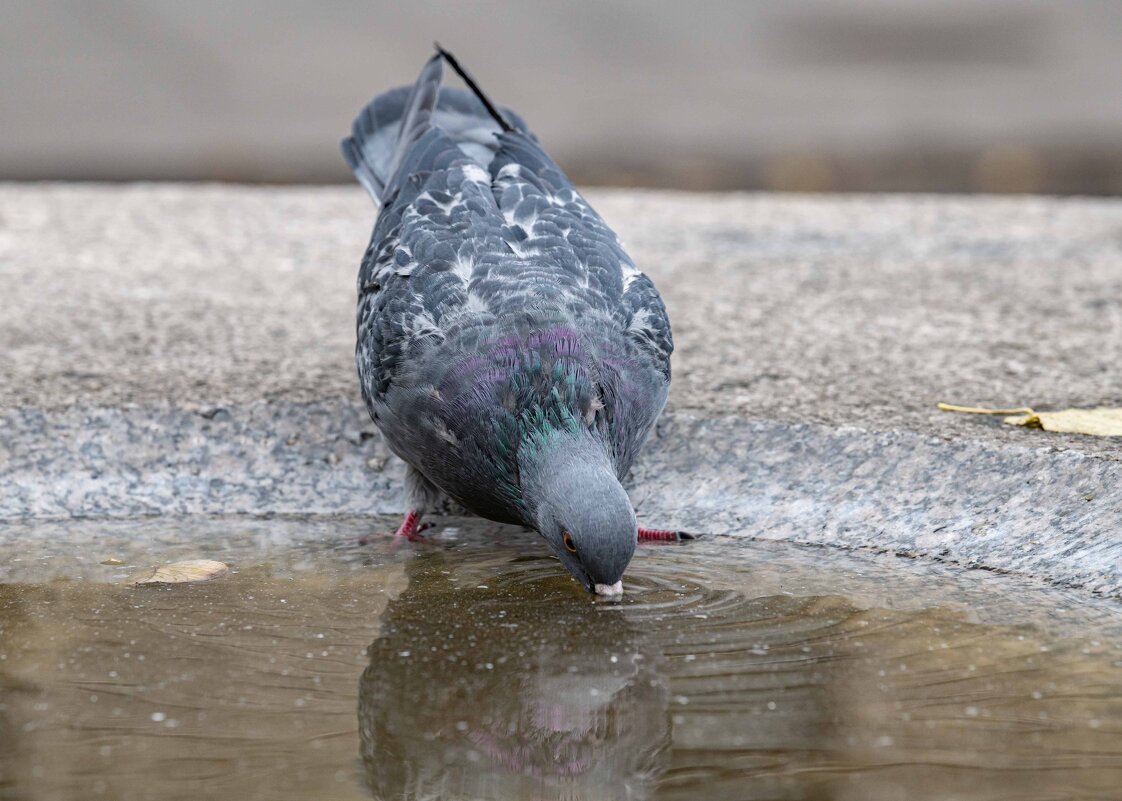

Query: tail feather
[341,87,411,201]
[342,46,532,204]
[382,53,445,196]
[341,52,442,205]
[434,43,512,133]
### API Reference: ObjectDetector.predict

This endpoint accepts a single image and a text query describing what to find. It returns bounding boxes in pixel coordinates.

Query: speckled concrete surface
[3,402,1119,595]
[1,185,1120,594]
[3,185,1121,452]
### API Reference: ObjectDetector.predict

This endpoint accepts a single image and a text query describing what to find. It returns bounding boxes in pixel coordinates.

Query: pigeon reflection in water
[358,553,670,800]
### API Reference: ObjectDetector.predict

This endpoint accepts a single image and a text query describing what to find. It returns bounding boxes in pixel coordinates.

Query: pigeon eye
[563,532,577,553]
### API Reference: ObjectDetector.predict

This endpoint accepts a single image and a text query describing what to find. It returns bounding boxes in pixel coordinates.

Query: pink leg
[638,527,684,543]
[393,509,429,542]
[355,510,430,546]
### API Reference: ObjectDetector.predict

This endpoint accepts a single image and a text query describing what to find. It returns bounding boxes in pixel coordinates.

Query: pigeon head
[520,431,637,596]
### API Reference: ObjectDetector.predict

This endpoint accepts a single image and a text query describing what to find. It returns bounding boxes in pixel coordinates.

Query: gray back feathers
[341,49,673,528]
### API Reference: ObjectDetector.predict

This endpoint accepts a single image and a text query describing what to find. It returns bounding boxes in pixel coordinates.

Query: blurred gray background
[3,0,1121,193]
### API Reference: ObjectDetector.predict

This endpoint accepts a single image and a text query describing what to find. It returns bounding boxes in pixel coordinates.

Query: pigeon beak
[593,580,624,597]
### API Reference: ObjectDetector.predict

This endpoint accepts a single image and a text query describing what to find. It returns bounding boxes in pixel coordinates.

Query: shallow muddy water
[1,516,1120,800]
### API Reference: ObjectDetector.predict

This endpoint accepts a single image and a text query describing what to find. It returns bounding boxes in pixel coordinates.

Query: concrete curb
[3,402,1118,597]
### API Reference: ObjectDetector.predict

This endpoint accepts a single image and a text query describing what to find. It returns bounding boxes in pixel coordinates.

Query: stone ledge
[2,402,1118,597]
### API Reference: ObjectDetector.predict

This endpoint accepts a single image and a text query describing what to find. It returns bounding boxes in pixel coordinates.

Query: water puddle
[0,516,1120,800]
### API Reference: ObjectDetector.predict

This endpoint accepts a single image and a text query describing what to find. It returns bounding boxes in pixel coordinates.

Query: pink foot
[355,510,431,546]
[638,527,691,543]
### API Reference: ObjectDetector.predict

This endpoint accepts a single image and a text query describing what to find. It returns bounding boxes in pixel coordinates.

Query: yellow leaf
[1004,408,1122,437]
[100,558,125,566]
[937,402,1036,416]
[129,559,229,586]
[938,403,1122,437]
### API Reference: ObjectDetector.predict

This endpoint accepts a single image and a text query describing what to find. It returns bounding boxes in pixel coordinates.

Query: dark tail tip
[432,42,513,133]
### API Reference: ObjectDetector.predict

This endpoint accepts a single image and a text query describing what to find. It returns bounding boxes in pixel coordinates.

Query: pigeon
[341,46,675,596]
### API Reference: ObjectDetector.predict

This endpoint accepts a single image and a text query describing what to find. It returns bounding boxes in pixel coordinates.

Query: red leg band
[638,527,680,542]
[394,509,426,541]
